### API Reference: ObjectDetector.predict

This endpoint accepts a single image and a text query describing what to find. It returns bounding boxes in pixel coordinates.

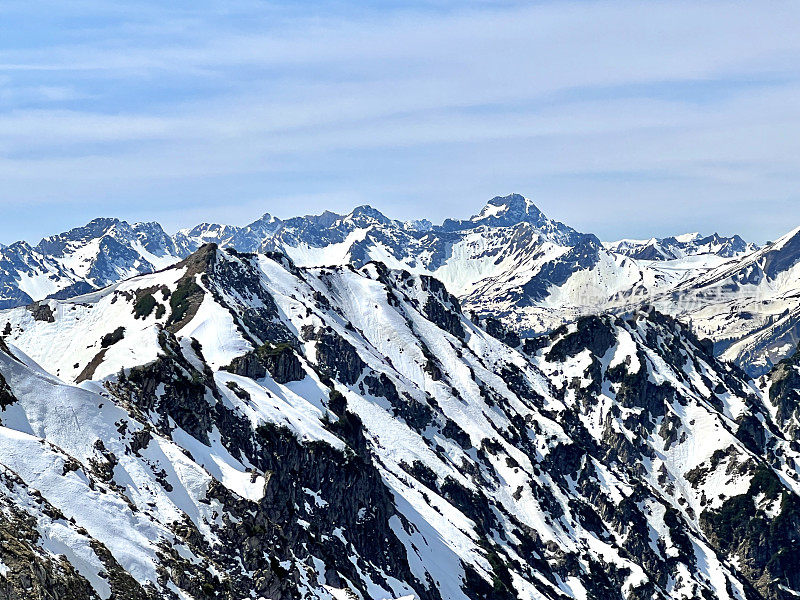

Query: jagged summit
[469,193,544,224]
[176,241,218,269]
[607,231,757,261]
[0,195,798,373]
[346,204,392,223]
[442,193,546,230]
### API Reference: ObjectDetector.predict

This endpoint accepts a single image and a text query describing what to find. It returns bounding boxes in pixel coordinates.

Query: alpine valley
[0,195,799,600]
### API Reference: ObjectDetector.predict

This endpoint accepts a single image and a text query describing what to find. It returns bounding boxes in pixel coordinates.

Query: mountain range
[0,243,799,599]
[1,194,798,376]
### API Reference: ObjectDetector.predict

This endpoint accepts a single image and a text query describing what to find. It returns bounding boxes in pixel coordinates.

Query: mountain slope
[176,195,702,335]
[2,245,800,599]
[1,195,798,375]
[0,240,83,309]
[0,218,185,309]
[652,226,800,376]
[174,195,798,373]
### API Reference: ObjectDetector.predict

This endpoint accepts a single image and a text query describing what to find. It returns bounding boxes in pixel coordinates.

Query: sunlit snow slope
[1,244,799,599]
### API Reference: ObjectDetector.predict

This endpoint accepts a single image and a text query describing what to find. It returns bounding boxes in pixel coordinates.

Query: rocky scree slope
[0,245,799,599]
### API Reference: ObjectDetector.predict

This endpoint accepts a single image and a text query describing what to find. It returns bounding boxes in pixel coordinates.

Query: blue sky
[1,0,799,244]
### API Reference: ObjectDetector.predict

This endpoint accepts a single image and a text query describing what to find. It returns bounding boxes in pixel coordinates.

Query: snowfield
[0,242,797,599]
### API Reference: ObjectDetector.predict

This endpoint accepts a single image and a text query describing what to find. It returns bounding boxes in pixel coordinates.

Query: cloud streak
[0,0,799,243]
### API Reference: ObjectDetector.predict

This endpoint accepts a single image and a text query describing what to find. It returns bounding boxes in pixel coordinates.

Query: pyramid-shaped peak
[347,204,392,224]
[251,212,278,224]
[488,193,536,209]
[471,194,544,224]
[174,242,219,275]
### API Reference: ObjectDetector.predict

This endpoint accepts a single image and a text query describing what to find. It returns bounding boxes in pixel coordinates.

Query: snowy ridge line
[0,244,798,598]
[1,193,798,374]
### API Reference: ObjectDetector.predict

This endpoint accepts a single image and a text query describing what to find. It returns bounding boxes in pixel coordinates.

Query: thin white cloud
[0,0,798,242]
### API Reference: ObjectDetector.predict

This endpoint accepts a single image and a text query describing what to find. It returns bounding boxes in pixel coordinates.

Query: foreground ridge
[0,245,798,598]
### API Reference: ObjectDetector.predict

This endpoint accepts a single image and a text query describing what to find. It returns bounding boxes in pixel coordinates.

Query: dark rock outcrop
[224,343,304,384]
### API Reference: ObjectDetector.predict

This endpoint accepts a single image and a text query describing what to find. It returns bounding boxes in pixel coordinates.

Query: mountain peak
[48,217,123,239]
[252,212,278,225]
[174,242,218,276]
[471,193,543,224]
[347,204,391,225]
[34,217,130,256]
[487,192,536,210]
[87,216,123,226]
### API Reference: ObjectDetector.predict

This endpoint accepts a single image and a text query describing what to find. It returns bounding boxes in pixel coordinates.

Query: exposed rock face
[306,327,366,386]
[0,468,152,600]
[223,343,304,384]
[116,330,219,445]
[108,328,429,600]
[0,196,798,378]
[208,420,432,600]
[28,301,55,323]
[1,245,800,599]
[207,248,298,346]
[0,507,101,600]
[765,344,800,437]
[0,371,15,408]
[419,276,466,340]
[700,463,800,599]
[545,315,616,361]
[480,315,521,348]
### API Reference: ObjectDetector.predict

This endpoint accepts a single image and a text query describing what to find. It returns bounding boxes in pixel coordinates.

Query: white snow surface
[0,245,797,599]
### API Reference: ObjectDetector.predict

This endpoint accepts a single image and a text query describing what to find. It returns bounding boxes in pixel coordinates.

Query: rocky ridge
[0,245,799,598]
[1,195,798,373]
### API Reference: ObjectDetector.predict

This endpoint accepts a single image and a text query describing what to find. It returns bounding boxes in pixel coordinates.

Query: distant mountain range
[605,231,758,261]
[1,195,800,599]
[1,193,798,375]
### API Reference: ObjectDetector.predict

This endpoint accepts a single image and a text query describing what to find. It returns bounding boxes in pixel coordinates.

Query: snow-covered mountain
[605,232,757,261]
[1,244,799,599]
[170,195,595,324]
[172,194,725,339]
[3,193,605,328]
[0,218,184,309]
[0,240,82,308]
[168,194,797,375]
[652,226,800,376]
[1,194,798,374]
